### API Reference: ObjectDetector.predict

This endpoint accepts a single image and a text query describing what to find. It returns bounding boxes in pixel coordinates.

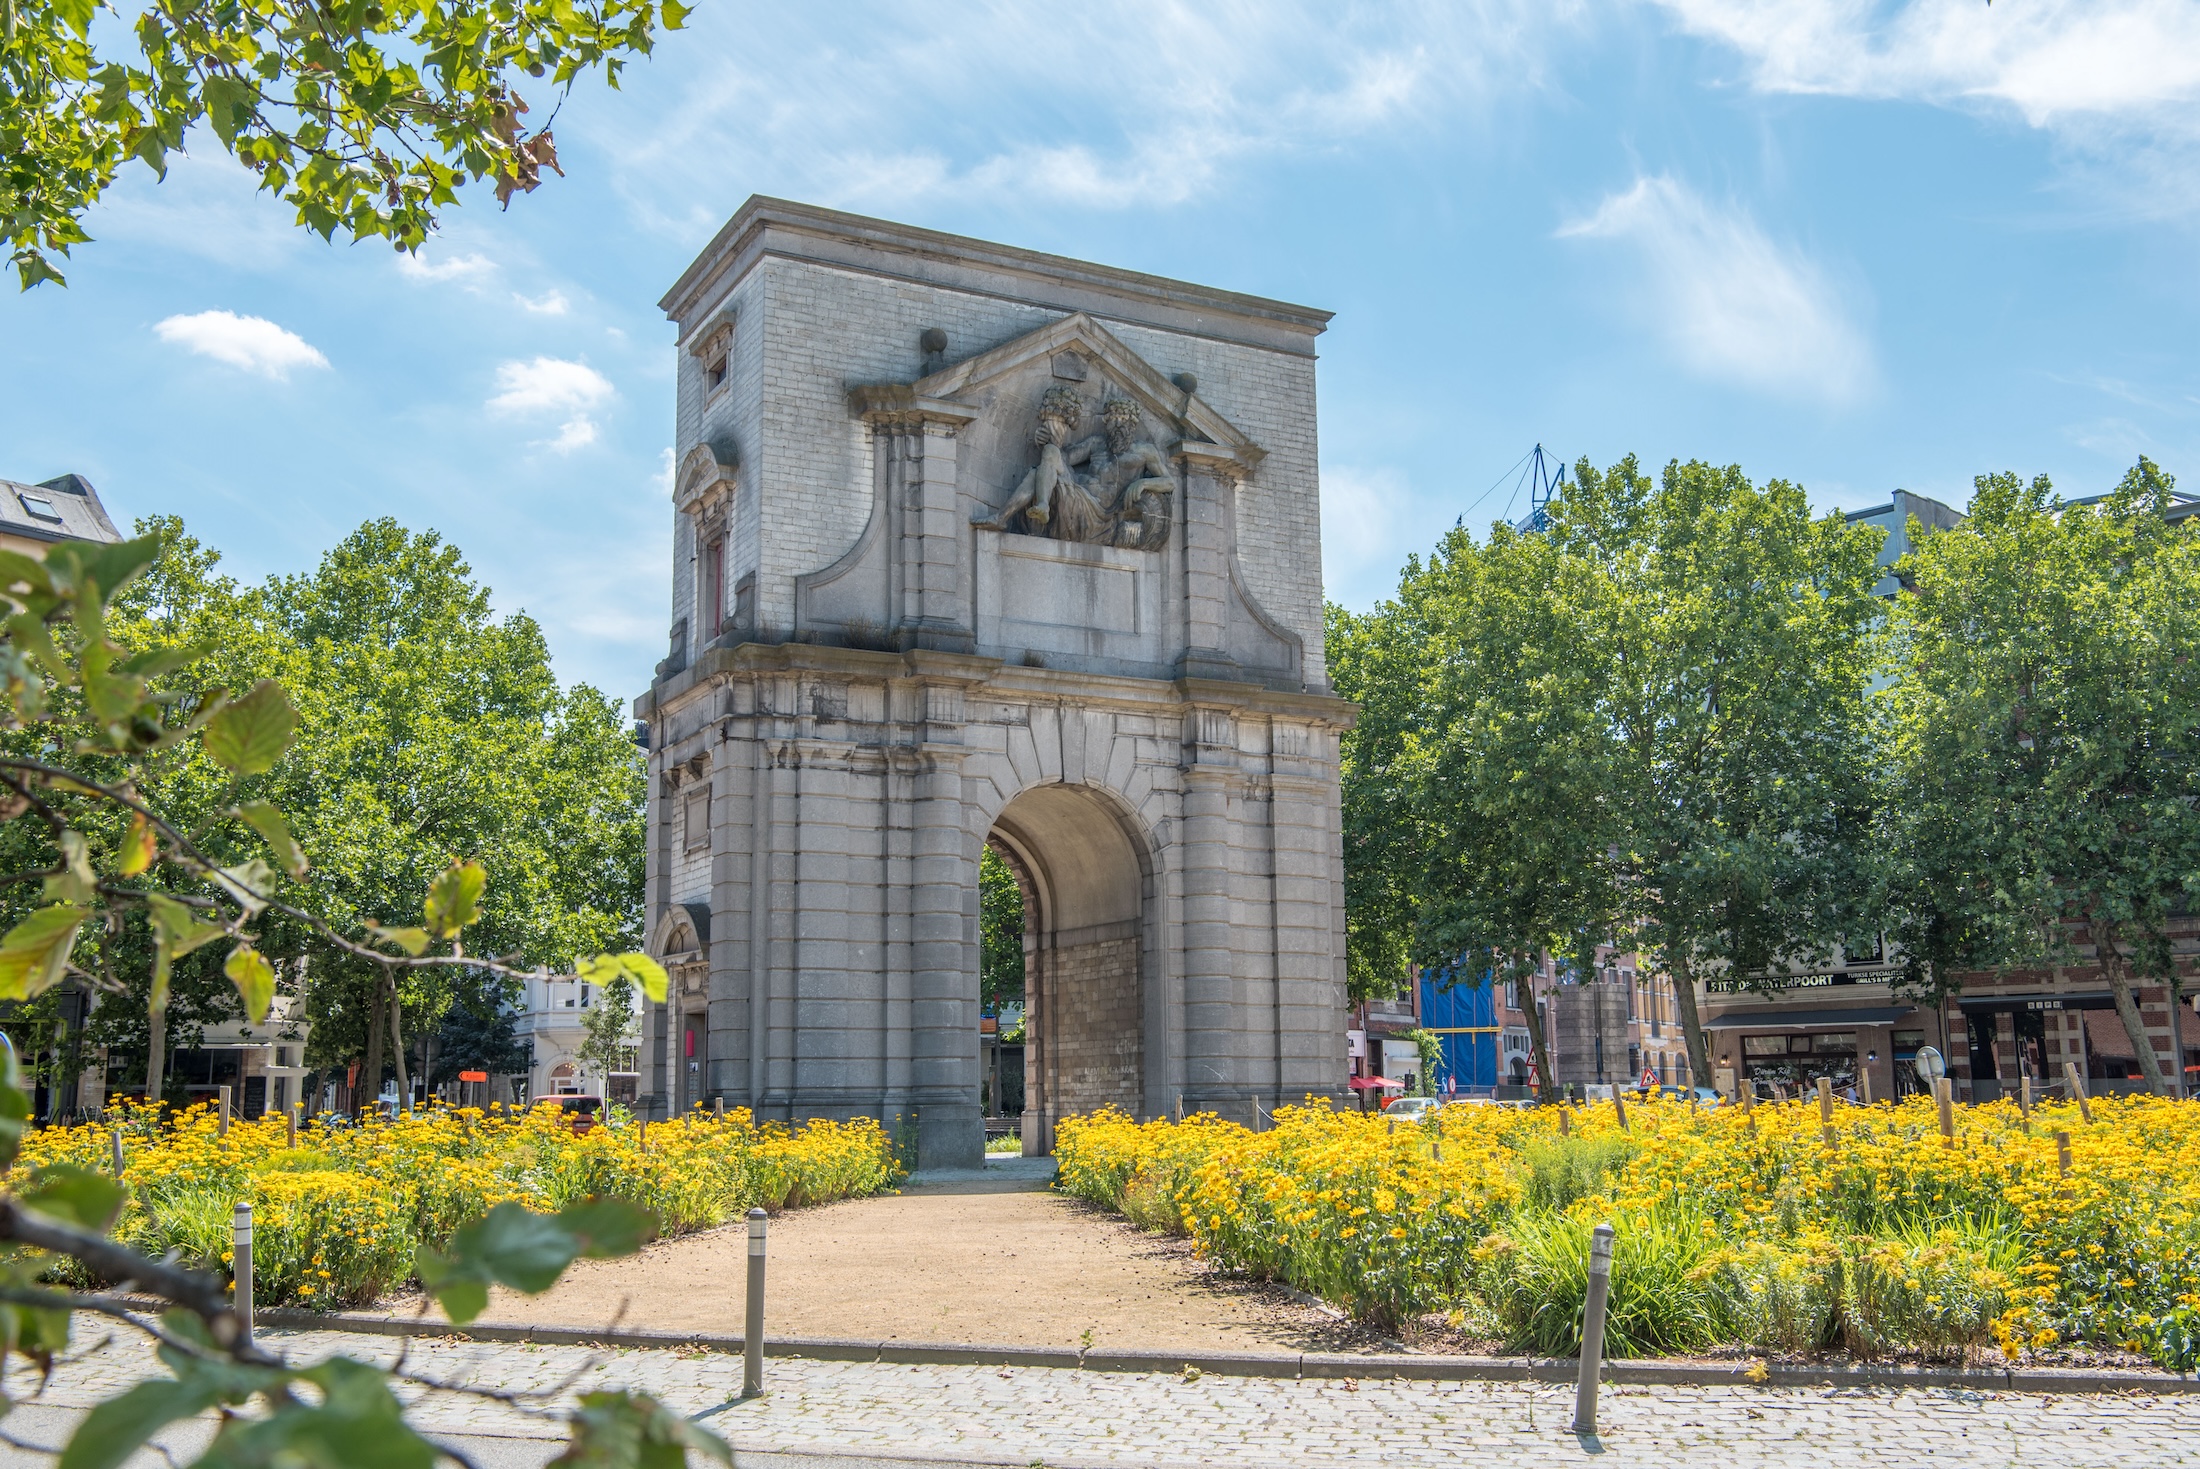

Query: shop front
[1702,1004,1917,1102]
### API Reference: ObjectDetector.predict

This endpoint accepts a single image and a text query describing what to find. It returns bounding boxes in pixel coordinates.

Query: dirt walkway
[378,1163,1389,1357]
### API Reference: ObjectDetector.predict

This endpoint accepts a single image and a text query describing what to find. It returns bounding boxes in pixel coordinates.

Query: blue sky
[6,0,2200,701]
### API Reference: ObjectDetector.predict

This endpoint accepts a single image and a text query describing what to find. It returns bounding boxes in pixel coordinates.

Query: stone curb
[254,1310,2199,1395]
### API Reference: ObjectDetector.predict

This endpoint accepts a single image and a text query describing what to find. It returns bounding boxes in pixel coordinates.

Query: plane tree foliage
[0,524,704,1467]
[3,0,690,286]
[1333,457,1886,1092]
[69,515,643,1104]
[1885,460,2200,1094]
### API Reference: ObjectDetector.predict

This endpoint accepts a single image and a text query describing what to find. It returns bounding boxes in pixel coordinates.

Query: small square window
[17,494,61,523]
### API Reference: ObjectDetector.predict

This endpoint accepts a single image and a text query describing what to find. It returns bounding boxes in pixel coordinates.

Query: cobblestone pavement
[16,1327,2200,1468]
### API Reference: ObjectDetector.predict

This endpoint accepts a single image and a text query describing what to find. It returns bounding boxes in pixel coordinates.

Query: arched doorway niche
[984,782,1159,1154]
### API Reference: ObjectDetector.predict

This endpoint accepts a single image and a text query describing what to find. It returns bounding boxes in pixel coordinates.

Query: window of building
[684,788,711,852]
[17,493,61,522]
[704,538,726,637]
[696,320,733,398]
[1743,1035,1788,1057]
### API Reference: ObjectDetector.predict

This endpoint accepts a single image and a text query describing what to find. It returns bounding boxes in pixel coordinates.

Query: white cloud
[153,311,330,379]
[489,356,616,454]
[1320,465,1410,593]
[396,250,497,284]
[597,0,1584,225]
[516,289,571,315]
[1653,1,2200,208]
[655,446,676,498]
[1559,175,1873,406]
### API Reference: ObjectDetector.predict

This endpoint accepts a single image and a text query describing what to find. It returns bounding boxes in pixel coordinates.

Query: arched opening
[984,783,1152,1154]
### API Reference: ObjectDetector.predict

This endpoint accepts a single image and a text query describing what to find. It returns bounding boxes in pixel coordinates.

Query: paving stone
[17,1328,2200,1467]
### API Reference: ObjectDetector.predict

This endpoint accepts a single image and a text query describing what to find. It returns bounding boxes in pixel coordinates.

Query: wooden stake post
[1936,1078,1956,1147]
[1817,1077,1836,1147]
[2063,1062,2094,1124]
[218,1085,232,1137]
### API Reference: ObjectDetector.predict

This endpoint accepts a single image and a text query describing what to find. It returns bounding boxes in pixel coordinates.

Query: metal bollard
[232,1200,254,1346]
[743,1207,767,1398]
[1573,1222,1615,1436]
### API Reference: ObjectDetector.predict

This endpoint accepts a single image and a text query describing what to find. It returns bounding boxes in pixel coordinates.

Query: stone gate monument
[636,198,1353,1169]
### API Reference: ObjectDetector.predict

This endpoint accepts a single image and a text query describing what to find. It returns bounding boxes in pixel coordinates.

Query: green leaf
[364,923,429,957]
[59,1377,229,1469]
[203,680,298,775]
[417,1199,655,1324]
[236,800,308,879]
[224,944,276,1024]
[578,952,670,1005]
[213,859,275,915]
[146,893,229,1011]
[42,831,98,906]
[44,535,162,608]
[659,0,689,28]
[115,812,156,877]
[194,1357,434,1469]
[0,905,87,1001]
[422,859,485,939]
[557,1198,654,1259]
[551,1391,731,1469]
[18,1161,124,1231]
[200,75,255,149]
[19,1164,125,1233]
[0,551,54,603]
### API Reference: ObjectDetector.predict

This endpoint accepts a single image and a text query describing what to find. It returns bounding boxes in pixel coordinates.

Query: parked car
[551,1095,603,1134]
[1381,1096,1438,1123]
[1641,1084,1725,1105]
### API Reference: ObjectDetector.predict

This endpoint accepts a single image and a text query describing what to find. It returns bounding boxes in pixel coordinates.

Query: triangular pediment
[916,313,1263,470]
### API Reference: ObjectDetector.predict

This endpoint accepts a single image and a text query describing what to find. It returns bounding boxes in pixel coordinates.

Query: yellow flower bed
[20,1101,902,1309]
[1056,1094,2200,1368]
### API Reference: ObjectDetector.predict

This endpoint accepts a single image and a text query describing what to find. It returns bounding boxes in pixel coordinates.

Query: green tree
[1327,599,1420,1001]
[90,516,644,1108]
[3,0,688,287]
[979,843,1026,1014]
[428,982,531,1086]
[0,522,699,1468]
[1560,457,1886,1087]
[1888,460,2200,1094]
[1336,459,1886,1092]
[576,971,636,1093]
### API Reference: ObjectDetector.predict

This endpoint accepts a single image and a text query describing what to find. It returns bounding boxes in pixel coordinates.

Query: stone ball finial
[919,327,948,355]
[1172,372,1198,395]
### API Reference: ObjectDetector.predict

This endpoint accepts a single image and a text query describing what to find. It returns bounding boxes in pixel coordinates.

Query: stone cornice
[661,197,1332,352]
[845,384,980,427]
[636,640,1356,730]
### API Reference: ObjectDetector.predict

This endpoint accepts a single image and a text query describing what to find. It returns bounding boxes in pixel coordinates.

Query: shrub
[1839,1219,2017,1362]
[25,1101,903,1310]
[1476,1208,1723,1358]
[1702,1236,1840,1355]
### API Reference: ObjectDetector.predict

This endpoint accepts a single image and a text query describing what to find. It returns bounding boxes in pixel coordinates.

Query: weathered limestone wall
[640,200,1354,1171]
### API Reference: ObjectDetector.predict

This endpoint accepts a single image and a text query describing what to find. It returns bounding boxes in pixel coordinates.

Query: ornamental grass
[1054,1094,2200,1370]
[21,1101,901,1309]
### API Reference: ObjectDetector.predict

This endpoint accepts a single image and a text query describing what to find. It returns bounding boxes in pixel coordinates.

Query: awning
[1347,1075,1403,1090]
[1702,1005,1915,1030]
